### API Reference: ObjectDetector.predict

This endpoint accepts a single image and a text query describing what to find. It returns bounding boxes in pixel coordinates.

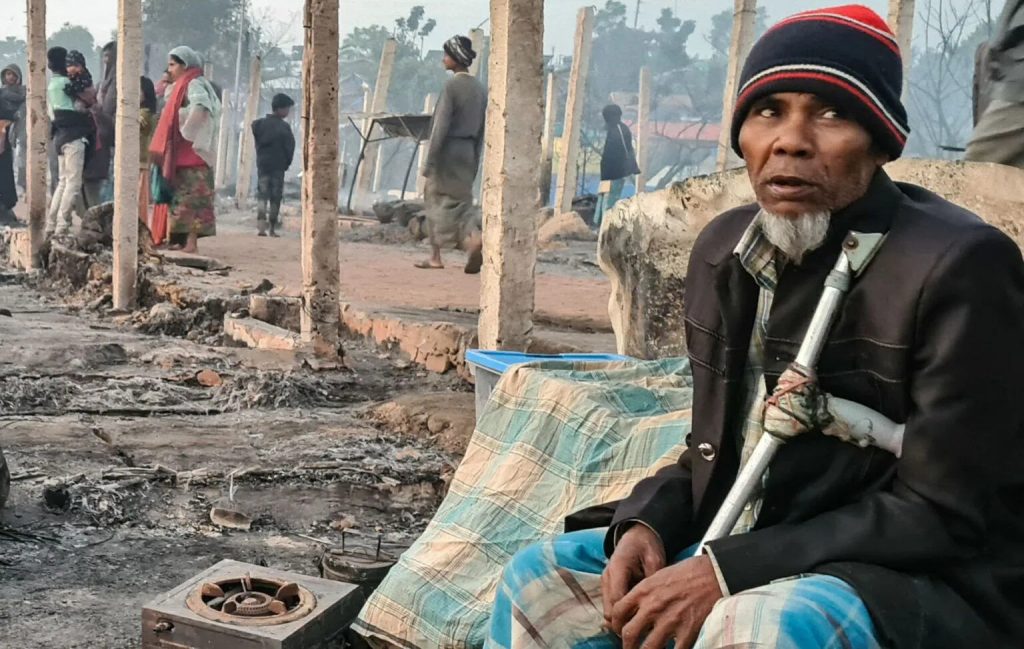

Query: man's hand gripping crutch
[698,231,905,550]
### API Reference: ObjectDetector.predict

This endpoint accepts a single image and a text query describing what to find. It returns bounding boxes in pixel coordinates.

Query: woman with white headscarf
[149,45,221,253]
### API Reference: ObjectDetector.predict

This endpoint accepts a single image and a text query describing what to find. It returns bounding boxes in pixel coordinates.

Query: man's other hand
[610,555,724,649]
[601,524,666,630]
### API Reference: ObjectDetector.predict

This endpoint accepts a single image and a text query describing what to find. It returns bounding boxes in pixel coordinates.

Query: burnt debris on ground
[0,246,473,647]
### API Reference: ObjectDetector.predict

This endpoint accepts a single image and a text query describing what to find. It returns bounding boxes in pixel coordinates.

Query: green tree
[48,23,98,71]
[0,37,26,71]
[142,0,241,78]
[595,0,629,34]
[340,6,447,115]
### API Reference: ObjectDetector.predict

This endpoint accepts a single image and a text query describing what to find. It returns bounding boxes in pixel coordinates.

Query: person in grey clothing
[0,63,25,223]
[416,35,486,274]
[966,0,1024,167]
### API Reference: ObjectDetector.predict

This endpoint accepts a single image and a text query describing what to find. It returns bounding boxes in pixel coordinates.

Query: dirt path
[0,276,473,648]
[197,206,613,330]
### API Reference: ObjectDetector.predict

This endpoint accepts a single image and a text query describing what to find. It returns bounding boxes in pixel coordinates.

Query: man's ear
[869,142,890,167]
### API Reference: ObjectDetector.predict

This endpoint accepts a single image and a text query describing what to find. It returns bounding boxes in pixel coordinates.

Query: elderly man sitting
[486,5,1024,649]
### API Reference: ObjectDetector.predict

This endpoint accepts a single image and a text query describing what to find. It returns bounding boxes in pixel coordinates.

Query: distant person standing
[138,76,158,231]
[594,103,639,227]
[251,93,295,237]
[149,46,221,254]
[416,35,486,274]
[0,63,25,224]
[155,68,172,114]
[966,0,1024,167]
[85,41,117,207]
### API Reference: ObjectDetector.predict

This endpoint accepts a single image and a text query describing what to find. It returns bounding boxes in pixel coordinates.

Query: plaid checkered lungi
[486,528,881,649]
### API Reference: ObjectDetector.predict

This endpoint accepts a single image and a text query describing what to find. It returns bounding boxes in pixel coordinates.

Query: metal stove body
[142,559,364,649]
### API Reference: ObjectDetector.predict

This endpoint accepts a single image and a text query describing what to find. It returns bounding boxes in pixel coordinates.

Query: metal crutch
[697,230,887,551]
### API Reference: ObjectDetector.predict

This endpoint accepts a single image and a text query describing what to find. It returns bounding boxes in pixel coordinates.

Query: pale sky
[1,0,893,60]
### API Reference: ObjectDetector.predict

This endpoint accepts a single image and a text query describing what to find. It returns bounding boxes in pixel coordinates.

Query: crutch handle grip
[826,396,905,457]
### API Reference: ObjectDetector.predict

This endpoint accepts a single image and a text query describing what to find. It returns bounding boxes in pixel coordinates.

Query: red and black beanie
[730,4,910,160]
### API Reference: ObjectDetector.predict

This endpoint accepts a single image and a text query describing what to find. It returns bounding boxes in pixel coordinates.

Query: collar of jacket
[703,168,903,270]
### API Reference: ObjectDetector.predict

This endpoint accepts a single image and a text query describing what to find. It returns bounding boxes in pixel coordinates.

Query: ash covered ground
[0,270,474,648]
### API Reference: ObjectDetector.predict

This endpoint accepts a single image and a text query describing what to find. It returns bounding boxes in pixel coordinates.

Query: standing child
[251,93,295,237]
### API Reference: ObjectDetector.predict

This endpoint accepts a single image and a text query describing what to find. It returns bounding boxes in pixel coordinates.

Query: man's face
[2,70,16,86]
[442,53,458,72]
[275,106,291,119]
[103,49,114,68]
[738,92,887,218]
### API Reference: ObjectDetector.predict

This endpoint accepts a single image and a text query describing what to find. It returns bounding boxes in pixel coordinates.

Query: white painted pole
[553,7,595,215]
[215,90,232,190]
[235,55,262,207]
[469,28,486,77]
[355,38,397,205]
[715,0,758,173]
[887,0,916,99]
[416,93,436,198]
[636,66,652,193]
[539,72,558,204]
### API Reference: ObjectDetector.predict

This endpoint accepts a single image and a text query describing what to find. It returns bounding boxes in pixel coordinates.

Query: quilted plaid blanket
[352,358,693,648]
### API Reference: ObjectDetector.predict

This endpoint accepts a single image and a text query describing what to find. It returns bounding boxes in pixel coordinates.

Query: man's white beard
[758,211,831,265]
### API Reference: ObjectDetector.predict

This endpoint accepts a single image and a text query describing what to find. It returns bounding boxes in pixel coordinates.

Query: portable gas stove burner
[187,574,316,625]
[143,559,364,649]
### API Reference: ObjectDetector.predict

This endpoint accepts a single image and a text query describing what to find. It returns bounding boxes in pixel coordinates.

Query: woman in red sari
[149,46,221,253]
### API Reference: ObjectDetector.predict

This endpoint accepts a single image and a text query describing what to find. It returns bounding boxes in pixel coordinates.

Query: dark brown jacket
[602,172,1024,648]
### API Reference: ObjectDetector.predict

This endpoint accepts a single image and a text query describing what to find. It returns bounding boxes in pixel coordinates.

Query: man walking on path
[416,35,486,274]
[251,93,295,237]
[966,0,1024,167]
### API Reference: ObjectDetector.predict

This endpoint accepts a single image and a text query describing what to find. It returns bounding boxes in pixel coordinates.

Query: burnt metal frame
[345,114,431,213]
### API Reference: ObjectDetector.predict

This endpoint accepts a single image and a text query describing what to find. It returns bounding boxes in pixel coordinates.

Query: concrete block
[48,243,93,289]
[599,160,1024,358]
[223,315,307,352]
[249,295,302,332]
[161,250,227,271]
[7,230,33,271]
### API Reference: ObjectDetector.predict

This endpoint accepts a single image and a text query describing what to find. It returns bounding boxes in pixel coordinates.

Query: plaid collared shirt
[730,211,779,535]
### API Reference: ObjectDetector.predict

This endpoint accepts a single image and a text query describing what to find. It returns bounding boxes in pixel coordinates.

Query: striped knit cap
[730,5,910,160]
